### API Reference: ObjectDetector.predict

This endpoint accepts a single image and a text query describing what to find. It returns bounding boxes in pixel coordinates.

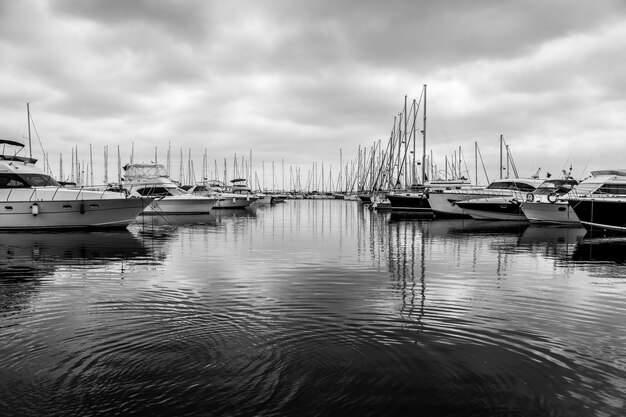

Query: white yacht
[0,139,150,229]
[520,178,580,225]
[123,163,217,214]
[185,179,256,209]
[428,178,544,218]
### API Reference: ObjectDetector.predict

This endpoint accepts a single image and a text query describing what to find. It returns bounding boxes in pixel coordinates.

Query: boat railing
[3,185,132,202]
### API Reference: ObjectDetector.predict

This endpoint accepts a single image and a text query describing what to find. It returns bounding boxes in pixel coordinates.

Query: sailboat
[385,85,433,215]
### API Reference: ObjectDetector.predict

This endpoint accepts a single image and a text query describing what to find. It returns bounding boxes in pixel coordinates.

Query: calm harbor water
[1,200,625,416]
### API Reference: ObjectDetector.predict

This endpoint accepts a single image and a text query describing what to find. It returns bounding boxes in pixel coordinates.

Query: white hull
[457,196,527,221]
[427,191,485,217]
[213,194,256,209]
[144,196,216,214]
[521,201,580,225]
[253,194,272,205]
[463,209,526,221]
[0,197,149,229]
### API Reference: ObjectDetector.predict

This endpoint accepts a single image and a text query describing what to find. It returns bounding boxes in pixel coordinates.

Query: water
[1,200,625,416]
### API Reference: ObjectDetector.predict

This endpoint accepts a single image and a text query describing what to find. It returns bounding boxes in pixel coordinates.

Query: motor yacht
[0,139,150,229]
[453,178,545,220]
[520,178,580,225]
[428,178,544,218]
[185,179,256,209]
[123,163,216,214]
[567,169,626,234]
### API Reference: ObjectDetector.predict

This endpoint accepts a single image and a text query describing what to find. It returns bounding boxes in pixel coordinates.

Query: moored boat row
[360,169,626,235]
[0,139,282,230]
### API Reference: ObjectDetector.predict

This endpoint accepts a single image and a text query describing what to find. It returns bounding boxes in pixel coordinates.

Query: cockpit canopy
[0,172,61,188]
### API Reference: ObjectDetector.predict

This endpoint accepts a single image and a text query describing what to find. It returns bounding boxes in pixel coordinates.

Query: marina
[1,199,625,415]
[3,2,626,415]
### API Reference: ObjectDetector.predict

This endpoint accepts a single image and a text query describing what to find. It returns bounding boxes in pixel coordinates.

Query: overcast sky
[2,0,626,186]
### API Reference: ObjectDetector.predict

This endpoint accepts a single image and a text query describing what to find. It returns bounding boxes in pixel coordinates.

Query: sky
[1,0,626,188]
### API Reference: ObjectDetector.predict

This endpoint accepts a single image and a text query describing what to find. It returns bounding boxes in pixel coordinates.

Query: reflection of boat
[572,238,626,264]
[0,230,150,277]
[415,219,529,240]
[516,225,586,258]
[519,225,586,245]
[123,163,217,214]
[0,139,151,230]
[134,213,217,227]
[567,170,626,235]
[211,208,257,221]
[521,179,580,225]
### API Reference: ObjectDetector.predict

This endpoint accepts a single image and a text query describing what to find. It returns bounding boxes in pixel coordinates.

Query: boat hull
[144,196,216,214]
[521,201,580,226]
[253,194,272,205]
[357,194,372,203]
[456,198,526,221]
[427,190,485,218]
[386,193,433,214]
[213,195,255,209]
[568,198,626,234]
[0,198,149,230]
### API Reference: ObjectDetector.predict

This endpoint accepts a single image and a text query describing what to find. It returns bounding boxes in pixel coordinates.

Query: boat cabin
[485,179,545,192]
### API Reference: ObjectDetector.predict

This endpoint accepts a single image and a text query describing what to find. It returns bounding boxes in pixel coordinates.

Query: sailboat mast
[27,103,32,160]
[422,84,427,183]
[499,134,503,179]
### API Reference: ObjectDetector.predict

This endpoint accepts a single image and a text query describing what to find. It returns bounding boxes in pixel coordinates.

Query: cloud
[2,0,626,185]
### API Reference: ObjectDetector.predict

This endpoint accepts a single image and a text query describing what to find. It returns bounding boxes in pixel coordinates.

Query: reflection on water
[1,201,625,416]
[573,237,626,264]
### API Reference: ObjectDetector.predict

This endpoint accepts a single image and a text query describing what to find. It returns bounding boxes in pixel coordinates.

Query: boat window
[135,186,173,197]
[0,173,61,188]
[486,182,512,190]
[0,174,30,188]
[20,174,61,187]
[0,173,60,188]
[596,184,626,195]
[514,183,537,192]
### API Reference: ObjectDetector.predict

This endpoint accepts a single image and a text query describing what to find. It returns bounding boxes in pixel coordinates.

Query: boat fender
[31,203,39,216]
[526,193,534,202]
[80,202,86,214]
[233,197,236,203]
[547,193,558,204]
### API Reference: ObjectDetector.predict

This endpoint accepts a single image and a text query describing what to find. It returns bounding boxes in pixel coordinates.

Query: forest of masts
[30,85,518,194]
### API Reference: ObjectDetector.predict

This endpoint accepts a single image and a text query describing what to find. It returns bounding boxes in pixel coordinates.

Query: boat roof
[0,154,38,164]
[591,169,626,177]
[0,138,37,164]
[0,138,26,148]
[123,163,169,178]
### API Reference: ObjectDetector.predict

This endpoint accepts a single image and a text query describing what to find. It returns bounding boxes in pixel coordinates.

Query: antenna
[27,102,32,159]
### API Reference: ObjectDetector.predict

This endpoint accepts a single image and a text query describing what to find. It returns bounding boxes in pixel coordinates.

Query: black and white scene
[1,1,625,416]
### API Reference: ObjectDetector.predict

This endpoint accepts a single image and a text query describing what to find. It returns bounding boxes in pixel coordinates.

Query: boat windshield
[571,175,626,197]
[535,179,578,195]
[133,186,182,197]
[0,173,61,188]
[485,181,537,192]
